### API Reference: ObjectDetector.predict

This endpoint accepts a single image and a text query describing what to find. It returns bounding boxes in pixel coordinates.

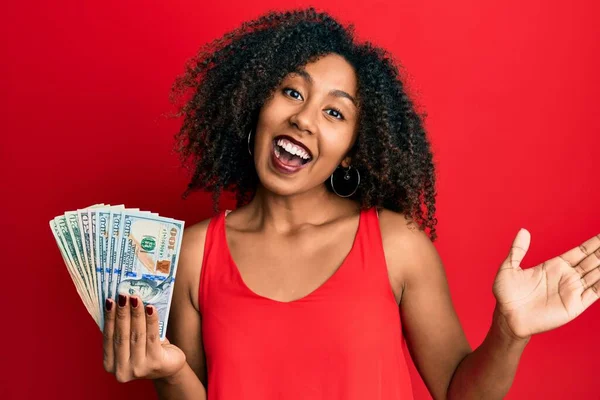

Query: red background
[2,0,599,399]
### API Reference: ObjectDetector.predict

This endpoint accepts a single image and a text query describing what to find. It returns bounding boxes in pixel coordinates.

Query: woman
[101,8,600,399]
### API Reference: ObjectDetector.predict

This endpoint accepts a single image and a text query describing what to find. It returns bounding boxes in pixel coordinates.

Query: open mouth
[272,135,313,167]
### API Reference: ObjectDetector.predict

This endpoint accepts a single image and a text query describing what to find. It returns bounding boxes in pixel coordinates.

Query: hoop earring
[247,129,253,156]
[330,165,360,198]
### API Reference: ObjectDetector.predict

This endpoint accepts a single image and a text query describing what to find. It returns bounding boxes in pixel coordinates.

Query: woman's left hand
[492,229,600,339]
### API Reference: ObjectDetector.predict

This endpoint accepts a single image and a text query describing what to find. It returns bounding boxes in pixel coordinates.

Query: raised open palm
[493,229,600,339]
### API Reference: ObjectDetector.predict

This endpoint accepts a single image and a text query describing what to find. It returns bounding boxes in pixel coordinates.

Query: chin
[256,174,308,197]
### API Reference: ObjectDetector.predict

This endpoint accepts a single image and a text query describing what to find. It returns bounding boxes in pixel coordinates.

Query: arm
[447,305,529,399]
[379,210,526,400]
[154,220,211,400]
[452,229,600,398]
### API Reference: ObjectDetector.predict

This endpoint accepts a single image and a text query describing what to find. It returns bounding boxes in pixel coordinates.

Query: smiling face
[252,53,359,197]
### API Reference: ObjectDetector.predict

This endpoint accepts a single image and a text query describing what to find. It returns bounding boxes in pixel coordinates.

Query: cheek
[254,128,273,158]
[257,95,287,125]
[318,127,355,159]
[255,100,285,140]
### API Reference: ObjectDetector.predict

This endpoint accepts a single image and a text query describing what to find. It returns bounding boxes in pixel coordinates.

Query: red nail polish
[130,297,138,308]
[146,305,153,315]
[105,299,113,312]
[118,295,127,308]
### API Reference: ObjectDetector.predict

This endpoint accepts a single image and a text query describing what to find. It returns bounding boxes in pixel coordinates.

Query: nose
[289,101,318,135]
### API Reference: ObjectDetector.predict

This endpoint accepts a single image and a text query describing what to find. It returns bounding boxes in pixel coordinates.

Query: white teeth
[276,138,310,160]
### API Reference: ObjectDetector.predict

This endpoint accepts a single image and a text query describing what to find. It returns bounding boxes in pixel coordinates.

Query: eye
[327,107,345,120]
[283,87,345,121]
[283,87,303,100]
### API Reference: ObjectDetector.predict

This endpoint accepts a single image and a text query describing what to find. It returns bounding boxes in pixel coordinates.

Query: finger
[559,233,600,271]
[503,228,531,270]
[581,269,600,310]
[102,298,116,373]
[114,295,131,372]
[573,243,600,275]
[581,267,600,291]
[145,305,162,360]
[129,296,146,365]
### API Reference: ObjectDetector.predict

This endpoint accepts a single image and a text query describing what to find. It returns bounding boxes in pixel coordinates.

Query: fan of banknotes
[49,204,185,340]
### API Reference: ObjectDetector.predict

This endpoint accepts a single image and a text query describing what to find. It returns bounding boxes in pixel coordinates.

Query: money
[49,204,185,340]
[116,212,184,340]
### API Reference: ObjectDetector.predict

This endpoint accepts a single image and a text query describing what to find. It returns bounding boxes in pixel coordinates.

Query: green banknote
[116,212,185,340]
[50,205,184,340]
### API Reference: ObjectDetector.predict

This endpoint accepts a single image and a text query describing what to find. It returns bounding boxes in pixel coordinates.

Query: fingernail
[118,294,127,308]
[105,299,113,312]
[146,305,153,315]
[130,297,138,308]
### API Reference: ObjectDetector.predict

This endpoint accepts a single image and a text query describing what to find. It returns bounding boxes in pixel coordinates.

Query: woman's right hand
[103,294,187,383]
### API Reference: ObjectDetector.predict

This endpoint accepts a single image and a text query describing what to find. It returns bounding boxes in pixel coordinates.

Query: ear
[341,156,352,168]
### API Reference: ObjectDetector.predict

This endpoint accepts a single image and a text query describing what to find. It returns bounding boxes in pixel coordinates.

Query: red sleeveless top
[198,207,414,399]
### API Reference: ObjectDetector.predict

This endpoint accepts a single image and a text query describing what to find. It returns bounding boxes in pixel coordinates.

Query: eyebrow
[293,69,358,107]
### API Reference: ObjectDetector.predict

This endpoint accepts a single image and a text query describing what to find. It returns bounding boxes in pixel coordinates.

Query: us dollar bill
[95,206,123,301]
[107,210,123,301]
[116,212,185,340]
[51,205,184,336]
[80,205,105,328]
[50,218,99,326]
[107,208,140,300]
[65,211,97,308]
[96,208,111,305]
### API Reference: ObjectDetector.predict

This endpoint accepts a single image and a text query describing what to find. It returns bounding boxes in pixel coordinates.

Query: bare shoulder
[378,208,470,398]
[377,208,441,304]
[178,217,213,312]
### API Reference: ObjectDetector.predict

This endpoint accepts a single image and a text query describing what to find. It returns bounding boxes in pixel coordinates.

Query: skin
[102,53,600,400]
[103,53,477,399]
[161,53,472,398]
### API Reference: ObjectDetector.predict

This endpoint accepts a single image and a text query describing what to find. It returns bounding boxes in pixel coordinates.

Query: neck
[245,183,353,233]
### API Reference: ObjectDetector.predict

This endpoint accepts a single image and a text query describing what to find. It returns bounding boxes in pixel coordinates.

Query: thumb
[504,228,531,271]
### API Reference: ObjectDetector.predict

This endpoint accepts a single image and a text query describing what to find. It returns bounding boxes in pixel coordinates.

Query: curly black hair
[171,7,439,241]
